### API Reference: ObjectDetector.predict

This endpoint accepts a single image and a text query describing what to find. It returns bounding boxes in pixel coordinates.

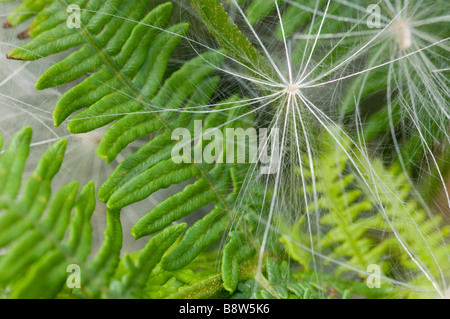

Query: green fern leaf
[0,127,113,298]
[222,231,256,293]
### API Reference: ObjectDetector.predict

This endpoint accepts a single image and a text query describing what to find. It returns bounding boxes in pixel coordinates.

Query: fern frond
[310,136,391,274]
[361,161,450,297]
[5,1,272,289]
[0,126,121,298]
[0,126,216,299]
[129,98,257,266]
[283,129,450,297]
[3,0,448,300]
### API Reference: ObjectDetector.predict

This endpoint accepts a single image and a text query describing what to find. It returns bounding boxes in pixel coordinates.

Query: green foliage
[0,127,241,299]
[232,257,388,299]
[5,0,253,282]
[281,131,450,297]
[4,0,265,298]
[309,135,392,275]
[2,0,54,30]
[222,0,449,180]
[0,126,121,298]
[1,0,449,300]
[222,231,256,292]
[191,0,272,78]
